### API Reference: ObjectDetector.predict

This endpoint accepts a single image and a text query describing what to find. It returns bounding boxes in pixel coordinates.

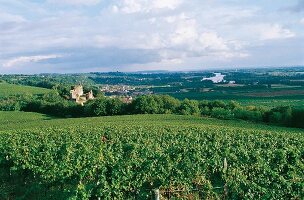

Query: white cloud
[113,0,183,13]
[112,5,119,13]
[47,0,101,6]
[137,33,165,49]
[166,13,246,59]
[3,55,63,68]
[258,24,295,40]
[164,16,176,23]
[219,52,249,59]
[199,32,229,51]
[120,0,142,13]
[152,0,183,10]
[94,35,117,47]
[170,18,198,45]
[0,0,302,73]
[164,13,188,23]
[0,12,27,23]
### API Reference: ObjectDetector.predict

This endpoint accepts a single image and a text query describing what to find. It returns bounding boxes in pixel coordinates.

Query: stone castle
[70,85,94,105]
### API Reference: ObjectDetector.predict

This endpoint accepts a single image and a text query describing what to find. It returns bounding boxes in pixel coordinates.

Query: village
[70,84,152,105]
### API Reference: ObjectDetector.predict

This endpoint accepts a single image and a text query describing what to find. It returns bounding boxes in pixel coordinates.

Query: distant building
[71,85,84,99]
[86,90,94,100]
[70,85,94,105]
[100,84,135,94]
[122,96,133,104]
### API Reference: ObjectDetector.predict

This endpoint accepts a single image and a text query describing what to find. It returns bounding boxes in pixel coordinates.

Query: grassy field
[1,112,303,199]
[0,83,50,98]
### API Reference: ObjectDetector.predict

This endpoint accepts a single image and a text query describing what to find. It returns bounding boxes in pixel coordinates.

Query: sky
[0,0,304,74]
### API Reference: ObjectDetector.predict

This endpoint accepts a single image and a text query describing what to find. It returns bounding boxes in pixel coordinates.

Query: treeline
[1,75,100,99]
[1,92,303,128]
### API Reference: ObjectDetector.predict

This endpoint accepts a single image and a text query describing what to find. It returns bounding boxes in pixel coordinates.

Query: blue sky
[0,0,303,74]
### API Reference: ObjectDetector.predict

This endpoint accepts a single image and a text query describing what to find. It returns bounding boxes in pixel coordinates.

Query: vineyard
[0,83,50,98]
[0,112,303,199]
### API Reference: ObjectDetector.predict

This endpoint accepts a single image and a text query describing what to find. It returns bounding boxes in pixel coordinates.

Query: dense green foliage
[0,113,303,199]
[1,82,303,128]
[5,90,302,128]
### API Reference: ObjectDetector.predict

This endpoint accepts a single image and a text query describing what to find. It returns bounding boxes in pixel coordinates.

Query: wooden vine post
[154,189,160,200]
[223,157,228,199]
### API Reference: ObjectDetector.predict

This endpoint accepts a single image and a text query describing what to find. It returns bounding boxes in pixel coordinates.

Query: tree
[42,90,62,103]
[106,98,124,115]
[211,107,234,119]
[209,100,226,109]
[53,84,70,99]
[158,95,180,114]
[178,99,200,115]
[290,108,304,128]
[85,97,108,116]
[132,95,159,114]
[227,100,241,110]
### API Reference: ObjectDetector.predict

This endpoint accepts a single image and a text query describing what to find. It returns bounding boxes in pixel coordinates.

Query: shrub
[211,107,234,119]
[178,99,200,115]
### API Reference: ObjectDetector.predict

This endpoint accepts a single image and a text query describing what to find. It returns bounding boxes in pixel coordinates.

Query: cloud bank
[0,0,303,73]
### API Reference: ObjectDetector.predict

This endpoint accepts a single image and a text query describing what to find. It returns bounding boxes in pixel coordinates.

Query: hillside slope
[0,112,303,199]
[0,83,50,98]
